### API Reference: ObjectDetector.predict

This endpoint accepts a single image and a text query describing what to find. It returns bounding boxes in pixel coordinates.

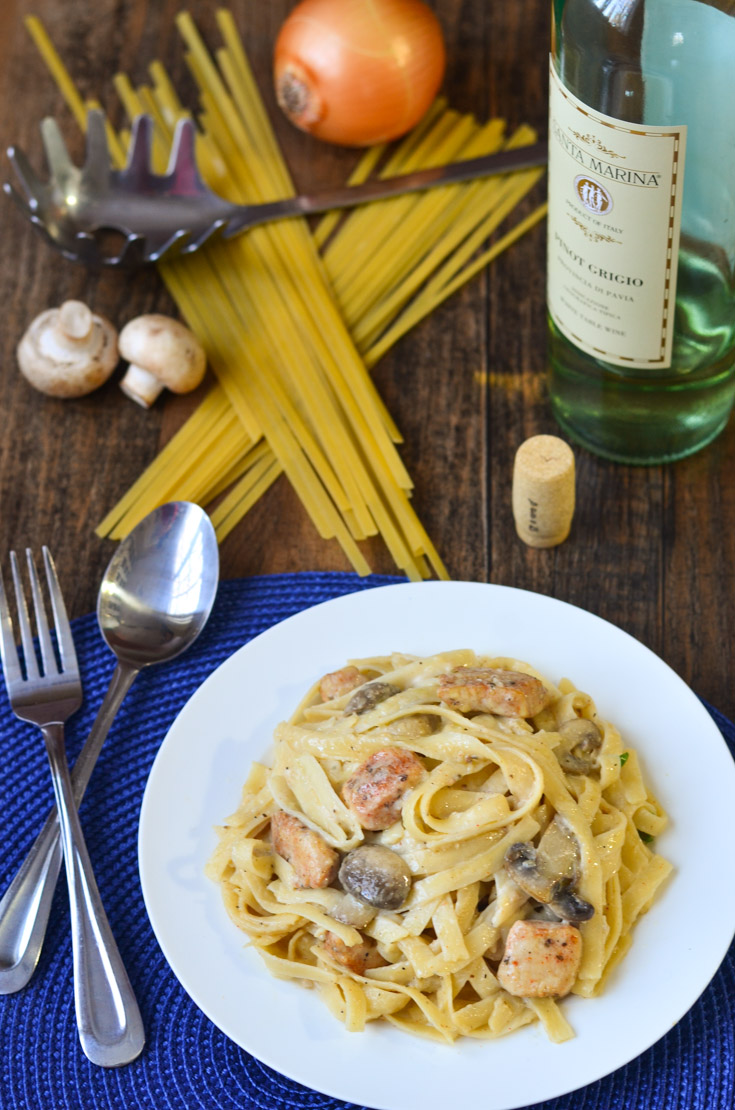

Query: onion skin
[274,0,446,147]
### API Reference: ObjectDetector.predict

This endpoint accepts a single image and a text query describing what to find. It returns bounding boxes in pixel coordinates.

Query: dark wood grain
[0,0,733,721]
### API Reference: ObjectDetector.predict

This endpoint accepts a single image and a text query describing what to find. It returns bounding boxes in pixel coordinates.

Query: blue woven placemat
[0,571,733,1110]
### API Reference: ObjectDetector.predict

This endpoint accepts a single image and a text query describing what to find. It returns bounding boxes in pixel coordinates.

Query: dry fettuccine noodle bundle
[27,13,546,578]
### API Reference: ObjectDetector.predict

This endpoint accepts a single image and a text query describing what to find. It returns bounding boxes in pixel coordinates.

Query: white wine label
[547,59,686,369]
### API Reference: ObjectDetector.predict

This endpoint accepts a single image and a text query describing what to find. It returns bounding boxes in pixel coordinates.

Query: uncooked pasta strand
[345,128,520,342]
[28,14,543,579]
[312,141,387,249]
[200,53,408,462]
[161,257,350,542]
[324,110,475,291]
[139,34,394,547]
[356,168,545,353]
[210,453,283,542]
[365,204,548,368]
[96,387,242,537]
[335,122,541,349]
[146,51,410,555]
[202,20,405,446]
[205,439,273,503]
[24,17,88,130]
[181,31,411,498]
[329,113,480,299]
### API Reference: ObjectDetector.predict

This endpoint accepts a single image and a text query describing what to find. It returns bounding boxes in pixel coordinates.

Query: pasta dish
[206,650,672,1043]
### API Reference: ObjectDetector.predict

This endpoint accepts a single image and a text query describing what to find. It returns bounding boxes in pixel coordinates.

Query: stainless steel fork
[0,548,144,1067]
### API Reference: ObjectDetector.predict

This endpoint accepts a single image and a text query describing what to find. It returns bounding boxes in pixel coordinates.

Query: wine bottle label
[547,59,687,369]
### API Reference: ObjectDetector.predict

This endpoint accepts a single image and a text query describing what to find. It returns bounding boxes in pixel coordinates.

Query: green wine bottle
[547,0,735,464]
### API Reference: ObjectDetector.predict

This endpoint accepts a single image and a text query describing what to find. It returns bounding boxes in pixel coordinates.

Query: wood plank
[0,0,732,724]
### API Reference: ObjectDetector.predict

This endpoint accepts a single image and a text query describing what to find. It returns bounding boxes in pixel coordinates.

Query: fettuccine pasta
[207,651,672,1043]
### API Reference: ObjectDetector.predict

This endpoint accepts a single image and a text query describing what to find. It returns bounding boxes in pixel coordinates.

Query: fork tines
[0,548,78,686]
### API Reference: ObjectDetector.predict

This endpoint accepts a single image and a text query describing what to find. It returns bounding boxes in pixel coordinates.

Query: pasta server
[4,109,547,269]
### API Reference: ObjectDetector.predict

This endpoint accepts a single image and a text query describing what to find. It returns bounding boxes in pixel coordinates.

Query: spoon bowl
[97,501,219,666]
[0,501,219,997]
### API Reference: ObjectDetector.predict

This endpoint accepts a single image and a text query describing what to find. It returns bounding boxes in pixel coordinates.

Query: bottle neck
[555,0,644,121]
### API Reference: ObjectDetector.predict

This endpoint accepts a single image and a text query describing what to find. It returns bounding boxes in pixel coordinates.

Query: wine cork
[512,435,575,548]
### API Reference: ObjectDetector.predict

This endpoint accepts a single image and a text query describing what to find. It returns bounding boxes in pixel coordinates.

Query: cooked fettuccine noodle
[206,650,671,1043]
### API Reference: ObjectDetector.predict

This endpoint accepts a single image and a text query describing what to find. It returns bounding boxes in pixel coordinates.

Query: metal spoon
[0,501,219,1009]
[4,109,548,268]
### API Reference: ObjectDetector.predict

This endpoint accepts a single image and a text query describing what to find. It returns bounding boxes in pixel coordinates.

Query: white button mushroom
[16,300,118,398]
[339,845,413,910]
[118,314,207,407]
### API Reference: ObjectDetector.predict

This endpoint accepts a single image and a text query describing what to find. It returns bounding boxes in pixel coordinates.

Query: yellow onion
[274,0,446,147]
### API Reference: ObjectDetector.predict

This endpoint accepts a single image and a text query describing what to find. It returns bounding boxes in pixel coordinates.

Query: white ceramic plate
[138,581,735,1110]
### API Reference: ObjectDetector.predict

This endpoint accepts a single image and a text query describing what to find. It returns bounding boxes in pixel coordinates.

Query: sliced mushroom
[384,713,435,740]
[504,819,594,923]
[556,718,603,775]
[548,878,595,923]
[537,815,580,881]
[504,842,553,904]
[328,891,377,928]
[339,844,413,910]
[345,681,400,716]
[526,900,565,922]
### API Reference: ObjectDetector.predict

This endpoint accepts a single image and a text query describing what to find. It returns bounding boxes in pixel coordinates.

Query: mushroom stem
[39,302,95,361]
[119,363,165,408]
[58,300,93,342]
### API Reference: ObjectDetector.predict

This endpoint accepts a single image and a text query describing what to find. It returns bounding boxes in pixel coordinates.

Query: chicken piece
[319,665,367,703]
[497,919,582,998]
[437,666,552,718]
[342,748,424,830]
[322,930,385,974]
[270,811,339,889]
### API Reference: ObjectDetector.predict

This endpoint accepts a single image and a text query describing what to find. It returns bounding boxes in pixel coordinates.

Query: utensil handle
[69,662,139,805]
[225,140,549,237]
[0,662,138,994]
[42,721,145,1067]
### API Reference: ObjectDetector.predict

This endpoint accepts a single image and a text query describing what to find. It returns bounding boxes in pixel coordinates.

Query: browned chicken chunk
[271,811,339,889]
[437,666,552,718]
[322,930,385,974]
[342,748,424,830]
[497,919,582,998]
[319,665,367,703]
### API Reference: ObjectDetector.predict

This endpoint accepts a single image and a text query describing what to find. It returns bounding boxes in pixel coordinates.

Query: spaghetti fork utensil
[4,108,548,268]
[0,548,144,1066]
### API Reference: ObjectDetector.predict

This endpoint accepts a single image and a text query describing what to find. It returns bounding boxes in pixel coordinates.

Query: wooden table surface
[0,0,733,721]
